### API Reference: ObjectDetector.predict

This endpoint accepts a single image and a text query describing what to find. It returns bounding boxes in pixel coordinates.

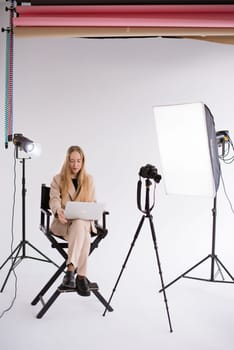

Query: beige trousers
[67,219,91,276]
[51,218,91,276]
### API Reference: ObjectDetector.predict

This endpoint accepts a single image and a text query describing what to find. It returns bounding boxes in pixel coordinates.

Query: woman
[49,145,96,296]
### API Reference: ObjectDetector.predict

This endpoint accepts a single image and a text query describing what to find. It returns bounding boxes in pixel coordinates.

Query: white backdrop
[1,3,234,350]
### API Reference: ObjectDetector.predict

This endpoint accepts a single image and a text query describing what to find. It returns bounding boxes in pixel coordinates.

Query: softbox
[153,102,220,197]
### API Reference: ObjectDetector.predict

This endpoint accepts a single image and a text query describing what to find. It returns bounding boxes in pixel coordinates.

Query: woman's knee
[70,219,85,231]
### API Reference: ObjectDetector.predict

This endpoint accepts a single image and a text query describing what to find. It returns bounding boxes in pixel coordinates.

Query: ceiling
[5,1,234,44]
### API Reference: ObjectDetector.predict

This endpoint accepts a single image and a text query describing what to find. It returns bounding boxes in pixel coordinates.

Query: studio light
[153,101,234,290]
[216,130,229,146]
[13,133,35,152]
[153,102,220,197]
[216,130,230,159]
[13,133,41,157]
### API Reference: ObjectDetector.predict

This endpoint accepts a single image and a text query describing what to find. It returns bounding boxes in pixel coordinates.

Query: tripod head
[139,164,162,183]
[137,164,162,215]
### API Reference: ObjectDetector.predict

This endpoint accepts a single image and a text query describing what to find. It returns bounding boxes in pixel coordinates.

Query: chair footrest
[57,281,99,293]
[88,281,99,290]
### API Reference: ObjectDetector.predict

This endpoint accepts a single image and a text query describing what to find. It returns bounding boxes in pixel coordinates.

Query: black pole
[210,196,217,281]
[22,157,26,257]
[145,178,151,212]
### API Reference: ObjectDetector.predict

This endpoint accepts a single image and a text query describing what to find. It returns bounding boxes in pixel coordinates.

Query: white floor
[0,244,234,350]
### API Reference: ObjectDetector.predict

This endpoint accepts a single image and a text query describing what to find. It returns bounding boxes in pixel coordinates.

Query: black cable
[0,148,18,319]
[218,136,234,164]
[220,170,234,215]
[217,132,234,213]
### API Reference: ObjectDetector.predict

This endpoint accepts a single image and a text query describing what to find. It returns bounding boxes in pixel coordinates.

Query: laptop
[64,201,104,220]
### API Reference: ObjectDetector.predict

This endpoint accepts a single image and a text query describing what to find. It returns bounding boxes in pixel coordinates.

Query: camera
[139,164,162,183]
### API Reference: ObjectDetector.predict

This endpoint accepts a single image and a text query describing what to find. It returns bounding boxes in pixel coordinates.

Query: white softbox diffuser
[153,102,220,197]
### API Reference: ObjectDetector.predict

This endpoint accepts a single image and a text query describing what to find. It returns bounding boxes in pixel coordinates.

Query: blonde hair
[60,145,91,206]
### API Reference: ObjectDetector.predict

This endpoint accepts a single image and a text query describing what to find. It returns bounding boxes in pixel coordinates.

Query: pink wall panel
[13,5,234,28]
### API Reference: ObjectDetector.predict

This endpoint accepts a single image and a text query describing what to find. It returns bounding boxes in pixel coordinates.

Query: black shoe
[62,271,76,289]
[76,276,91,297]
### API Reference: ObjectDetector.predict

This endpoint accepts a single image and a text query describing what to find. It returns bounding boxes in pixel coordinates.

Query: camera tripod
[0,150,58,292]
[103,175,173,333]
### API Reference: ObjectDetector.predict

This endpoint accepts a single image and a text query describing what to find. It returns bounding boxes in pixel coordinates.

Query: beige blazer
[49,173,97,238]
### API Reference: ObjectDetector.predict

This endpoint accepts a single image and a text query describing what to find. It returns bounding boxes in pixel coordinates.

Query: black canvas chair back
[31,184,113,318]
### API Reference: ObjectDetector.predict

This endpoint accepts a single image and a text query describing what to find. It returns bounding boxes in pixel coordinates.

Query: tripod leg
[0,244,22,292]
[0,242,22,270]
[148,215,173,333]
[159,254,210,292]
[102,215,146,316]
[214,256,234,281]
[212,256,225,281]
[25,241,59,267]
[91,288,114,312]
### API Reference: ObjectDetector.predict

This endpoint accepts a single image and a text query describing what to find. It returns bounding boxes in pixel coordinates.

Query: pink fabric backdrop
[13,5,234,28]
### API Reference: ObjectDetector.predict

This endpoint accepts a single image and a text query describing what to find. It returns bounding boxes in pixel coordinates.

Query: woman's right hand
[57,208,68,224]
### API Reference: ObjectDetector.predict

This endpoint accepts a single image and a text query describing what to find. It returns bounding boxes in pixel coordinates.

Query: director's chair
[31,184,113,319]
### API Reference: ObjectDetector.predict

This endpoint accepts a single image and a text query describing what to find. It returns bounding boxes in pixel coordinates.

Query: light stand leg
[0,240,59,292]
[0,244,22,292]
[0,155,58,292]
[159,255,211,292]
[0,242,22,271]
[160,196,234,293]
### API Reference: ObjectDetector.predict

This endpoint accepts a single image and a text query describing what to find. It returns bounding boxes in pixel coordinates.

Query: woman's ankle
[67,263,75,272]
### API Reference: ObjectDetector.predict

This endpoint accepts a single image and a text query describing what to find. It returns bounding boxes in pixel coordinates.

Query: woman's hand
[57,208,68,224]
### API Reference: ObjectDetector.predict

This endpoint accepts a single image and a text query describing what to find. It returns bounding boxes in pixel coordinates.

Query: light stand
[103,165,173,333]
[0,139,58,292]
[159,130,234,293]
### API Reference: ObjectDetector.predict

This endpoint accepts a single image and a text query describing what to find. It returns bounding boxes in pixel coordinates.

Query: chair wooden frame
[31,184,113,318]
